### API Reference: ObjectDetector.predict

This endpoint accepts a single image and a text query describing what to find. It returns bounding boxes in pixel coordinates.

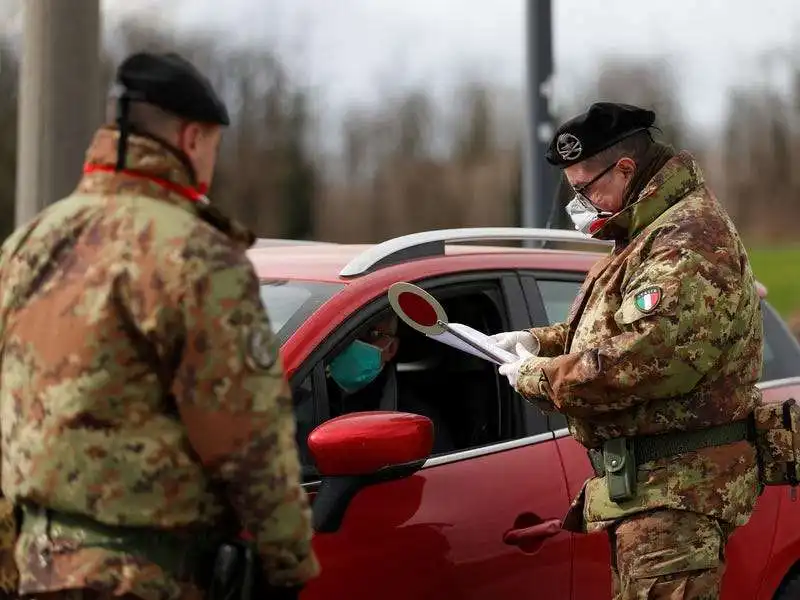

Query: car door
[520,271,611,600]
[519,271,800,600]
[293,272,573,600]
[746,299,800,600]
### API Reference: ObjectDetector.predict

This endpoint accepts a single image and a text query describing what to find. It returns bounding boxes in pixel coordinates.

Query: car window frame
[519,270,584,328]
[519,270,585,432]
[289,270,548,484]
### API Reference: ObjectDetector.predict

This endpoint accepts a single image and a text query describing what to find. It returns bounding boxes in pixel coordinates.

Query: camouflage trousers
[609,509,729,600]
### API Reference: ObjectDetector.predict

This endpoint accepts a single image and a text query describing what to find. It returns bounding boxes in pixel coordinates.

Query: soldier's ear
[178,122,204,154]
[616,157,636,177]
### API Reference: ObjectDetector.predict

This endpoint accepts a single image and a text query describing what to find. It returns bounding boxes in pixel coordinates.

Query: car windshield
[259,280,344,343]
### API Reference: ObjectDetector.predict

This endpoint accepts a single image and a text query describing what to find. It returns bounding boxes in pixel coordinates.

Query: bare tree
[4,19,797,247]
[393,91,433,160]
[721,81,799,240]
[453,82,494,164]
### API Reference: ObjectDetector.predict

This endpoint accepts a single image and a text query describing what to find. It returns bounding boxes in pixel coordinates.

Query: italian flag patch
[634,286,662,313]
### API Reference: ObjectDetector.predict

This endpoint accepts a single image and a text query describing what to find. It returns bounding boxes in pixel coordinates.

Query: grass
[747,245,800,319]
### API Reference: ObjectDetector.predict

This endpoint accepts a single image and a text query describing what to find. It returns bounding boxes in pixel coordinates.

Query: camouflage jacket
[516,152,763,532]
[0,127,318,599]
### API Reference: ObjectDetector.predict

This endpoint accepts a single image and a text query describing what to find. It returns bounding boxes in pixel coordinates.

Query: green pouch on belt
[603,437,636,503]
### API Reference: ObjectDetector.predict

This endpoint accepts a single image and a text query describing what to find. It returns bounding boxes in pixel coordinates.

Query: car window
[292,279,527,481]
[259,280,343,343]
[533,279,582,431]
[537,279,581,324]
[762,300,800,381]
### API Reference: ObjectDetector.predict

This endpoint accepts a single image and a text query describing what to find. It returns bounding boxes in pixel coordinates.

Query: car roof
[248,243,368,282]
[246,230,768,298]
[246,243,603,283]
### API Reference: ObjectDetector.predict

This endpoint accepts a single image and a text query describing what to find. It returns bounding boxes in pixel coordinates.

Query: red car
[248,228,800,600]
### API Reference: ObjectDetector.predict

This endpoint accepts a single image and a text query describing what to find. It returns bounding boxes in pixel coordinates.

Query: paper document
[427,323,519,365]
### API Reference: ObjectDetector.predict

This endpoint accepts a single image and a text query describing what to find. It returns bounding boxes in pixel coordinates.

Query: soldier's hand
[490,330,539,356]
[498,343,537,389]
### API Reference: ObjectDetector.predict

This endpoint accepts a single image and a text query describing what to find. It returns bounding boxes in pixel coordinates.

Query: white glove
[490,330,540,357]
[498,343,536,389]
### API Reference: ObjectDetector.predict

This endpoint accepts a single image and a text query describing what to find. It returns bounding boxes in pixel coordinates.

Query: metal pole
[522,0,555,234]
[15,0,102,227]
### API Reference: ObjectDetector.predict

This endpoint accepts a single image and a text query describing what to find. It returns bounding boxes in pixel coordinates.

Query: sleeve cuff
[530,333,542,356]
[261,548,320,587]
[528,324,566,358]
[516,357,552,401]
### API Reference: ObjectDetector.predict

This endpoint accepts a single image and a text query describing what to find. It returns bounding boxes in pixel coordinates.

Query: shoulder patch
[244,325,277,371]
[634,286,662,313]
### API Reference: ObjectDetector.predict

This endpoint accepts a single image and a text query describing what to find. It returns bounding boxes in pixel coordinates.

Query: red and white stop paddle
[388,282,514,364]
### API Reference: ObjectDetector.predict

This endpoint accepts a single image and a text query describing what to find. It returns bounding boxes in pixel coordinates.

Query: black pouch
[753,398,800,489]
[603,437,636,503]
[208,540,302,600]
[209,540,260,600]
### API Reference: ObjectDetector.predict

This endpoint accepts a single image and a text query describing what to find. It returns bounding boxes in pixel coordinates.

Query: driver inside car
[326,314,455,453]
[328,315,400,403]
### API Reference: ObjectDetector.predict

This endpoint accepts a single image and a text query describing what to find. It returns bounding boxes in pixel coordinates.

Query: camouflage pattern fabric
[752,399,800,485]
[0,126,318,600]
[610,509,727,600]
[0,499,17,595]
[21,587,202,600]
[515,152,763,532]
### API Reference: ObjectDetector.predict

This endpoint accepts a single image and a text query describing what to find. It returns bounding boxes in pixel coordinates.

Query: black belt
[587,419,751,477]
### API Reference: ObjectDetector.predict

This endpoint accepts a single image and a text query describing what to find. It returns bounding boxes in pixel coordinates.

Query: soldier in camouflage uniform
[0,52,318,600]
[495,103,763,599]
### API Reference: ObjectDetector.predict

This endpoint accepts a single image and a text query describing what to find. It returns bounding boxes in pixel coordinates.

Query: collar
[75,126,256,249]
[82,163,209,203]
[593,151,704,241]
[77,126,208,209]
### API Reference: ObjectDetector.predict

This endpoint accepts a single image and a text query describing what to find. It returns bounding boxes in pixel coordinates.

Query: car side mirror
[308,411,433,533]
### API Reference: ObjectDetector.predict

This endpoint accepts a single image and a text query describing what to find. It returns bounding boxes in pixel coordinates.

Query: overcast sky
[99,0,799,135]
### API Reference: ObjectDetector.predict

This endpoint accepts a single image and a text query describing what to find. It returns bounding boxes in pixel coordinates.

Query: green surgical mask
[329,340,384,393]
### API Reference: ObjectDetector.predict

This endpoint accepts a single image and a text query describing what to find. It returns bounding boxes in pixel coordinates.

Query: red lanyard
[83,163,207,202]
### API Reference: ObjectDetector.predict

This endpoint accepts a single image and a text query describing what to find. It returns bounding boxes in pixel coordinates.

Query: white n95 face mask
[565,193,611,236]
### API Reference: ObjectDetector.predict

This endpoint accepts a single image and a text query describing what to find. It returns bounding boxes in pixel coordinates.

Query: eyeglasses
[573,161,618,196]
[363,329,397,348]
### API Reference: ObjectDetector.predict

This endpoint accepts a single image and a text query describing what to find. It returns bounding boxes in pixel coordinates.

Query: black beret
[115,52,230,126]
[545,102,655,168]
